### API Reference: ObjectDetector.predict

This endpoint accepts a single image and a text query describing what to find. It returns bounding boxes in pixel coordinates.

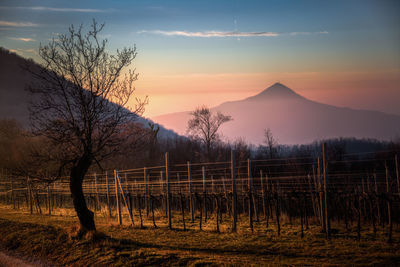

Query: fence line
[0,146,399,241]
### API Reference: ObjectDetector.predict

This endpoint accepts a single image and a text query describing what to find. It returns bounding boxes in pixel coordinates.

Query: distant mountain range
[0,47,179,139]
[153,83,400,144]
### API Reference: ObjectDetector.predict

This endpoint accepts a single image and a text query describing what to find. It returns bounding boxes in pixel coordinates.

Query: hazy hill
[0,48,33,125]
[153,83,400,144]
[0,47,178,139]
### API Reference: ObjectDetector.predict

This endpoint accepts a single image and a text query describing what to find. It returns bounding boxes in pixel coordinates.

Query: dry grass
[0,205,399,266]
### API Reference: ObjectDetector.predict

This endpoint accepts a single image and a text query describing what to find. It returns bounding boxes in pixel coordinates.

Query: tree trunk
[70,155,95,232]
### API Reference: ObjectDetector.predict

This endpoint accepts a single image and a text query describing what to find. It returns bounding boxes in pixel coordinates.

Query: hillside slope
[0,48,178,139]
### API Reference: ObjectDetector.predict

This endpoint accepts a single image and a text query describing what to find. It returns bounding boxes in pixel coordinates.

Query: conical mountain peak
[247,82,304,101]
[153,82,400,144]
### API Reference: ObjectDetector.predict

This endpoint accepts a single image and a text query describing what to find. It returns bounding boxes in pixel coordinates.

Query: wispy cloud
[138,30,279,37]
[138,30,328,38]
[0,20,38,27]
[0,6,111,13]
[9,37,36,42]
[9,48,36,54]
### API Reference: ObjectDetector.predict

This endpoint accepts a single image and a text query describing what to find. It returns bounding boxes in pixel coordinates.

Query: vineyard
[1,145,399,242]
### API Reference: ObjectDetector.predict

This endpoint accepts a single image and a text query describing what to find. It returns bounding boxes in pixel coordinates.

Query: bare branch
[26,20,146,232]
[187,106,232,160]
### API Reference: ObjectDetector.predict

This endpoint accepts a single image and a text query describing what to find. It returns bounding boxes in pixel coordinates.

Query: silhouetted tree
[187,106,232,161]
[28,20,146,233]
[264,128,278,158]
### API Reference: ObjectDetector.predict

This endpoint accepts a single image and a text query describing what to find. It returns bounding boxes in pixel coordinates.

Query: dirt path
[0,250,53,267]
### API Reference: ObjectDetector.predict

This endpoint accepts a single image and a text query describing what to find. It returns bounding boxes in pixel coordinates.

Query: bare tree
[264,128,278,159]
[28,20,146,233]
[187,106,232,160]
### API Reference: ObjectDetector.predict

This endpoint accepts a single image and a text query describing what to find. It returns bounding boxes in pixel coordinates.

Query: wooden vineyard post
[265,174,270,228]
[114,170,122,225]
[198,193,203,230]
[151,194,157,228]
[11,178,15,209]
[395,155,399,194]
[251,163,258,223]
[202,166,207,223]
[90,175,94,211]
[33,188,41,215]
[356,192,361,241]
[260,170,267,224]
[373,172,381,227]
[231,150,237,232]
[165,152,172,229]
[242,178,246,217]
[144,167,149,217]
[274,182,281,236]
[211,175,215,212]
[385,162,393,243]
[248,159,254,232]
[105,171,112,218]
[160,171,167,217]
[300,193,304,238]
[322,143,330,238]
[308,173,318,225]
[312,165,321,225]
[222,174,229,216]
[94,173,100,212]
[135,180,144,228]
[52,182,56,210]
[187,161,194,222]
[125,174,132,213]
[317,157,325,232]
[178,173,186,230]
[361,178,367,222]
[367,174,377,235]
[27,177,32,214]
[254,187,259,223]
[115,171,135,227]
[218,181,223,224]
[211,175,215,194]
[215,194,220,233]
[27,179,38,214]
[47,183,51,215]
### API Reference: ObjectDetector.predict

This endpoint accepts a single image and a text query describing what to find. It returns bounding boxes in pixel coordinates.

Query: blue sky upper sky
[1,0,399,116]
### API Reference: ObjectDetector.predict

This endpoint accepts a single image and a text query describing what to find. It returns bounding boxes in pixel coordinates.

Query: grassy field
[0,205,399,266]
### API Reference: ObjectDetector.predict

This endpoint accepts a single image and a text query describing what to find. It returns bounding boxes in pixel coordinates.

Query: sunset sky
[1,0,399,117]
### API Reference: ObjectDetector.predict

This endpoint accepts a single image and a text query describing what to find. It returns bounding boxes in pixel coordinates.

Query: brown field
[0,205,399,266]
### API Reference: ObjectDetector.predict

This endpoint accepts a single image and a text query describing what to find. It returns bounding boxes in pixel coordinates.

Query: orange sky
[2,1,398,118]
[135,69,400,118]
